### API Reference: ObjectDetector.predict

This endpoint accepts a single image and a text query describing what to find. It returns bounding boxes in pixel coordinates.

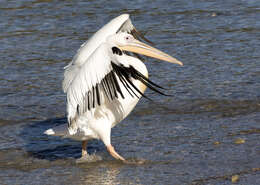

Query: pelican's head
[107,32,183,66]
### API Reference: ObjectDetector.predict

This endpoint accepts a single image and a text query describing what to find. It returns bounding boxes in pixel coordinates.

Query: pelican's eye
[125,35,132,41]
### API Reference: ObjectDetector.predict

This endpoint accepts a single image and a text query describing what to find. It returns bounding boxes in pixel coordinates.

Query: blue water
[0,0,259,184]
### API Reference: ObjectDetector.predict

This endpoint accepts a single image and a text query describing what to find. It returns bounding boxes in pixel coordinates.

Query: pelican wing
[63,14,150,93]
[66,44,166,133]
[66,44,112,123]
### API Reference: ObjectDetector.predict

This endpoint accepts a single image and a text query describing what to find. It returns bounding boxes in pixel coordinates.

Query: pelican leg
[106,145,125,161]
[82,140,88,157]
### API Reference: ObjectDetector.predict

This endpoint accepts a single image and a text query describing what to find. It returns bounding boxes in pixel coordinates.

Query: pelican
[44,14,182,162]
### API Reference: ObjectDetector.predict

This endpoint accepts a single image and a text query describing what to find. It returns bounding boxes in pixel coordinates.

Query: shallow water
[0,0,260,184]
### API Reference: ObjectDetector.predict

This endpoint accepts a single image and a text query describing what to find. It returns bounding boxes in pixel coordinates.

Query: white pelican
[44,14,182,162]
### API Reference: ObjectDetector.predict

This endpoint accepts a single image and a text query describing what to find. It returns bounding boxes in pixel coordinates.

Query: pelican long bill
[119,40,183,66]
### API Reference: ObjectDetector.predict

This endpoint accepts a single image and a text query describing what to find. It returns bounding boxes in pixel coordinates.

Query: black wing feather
[76,61,170,115]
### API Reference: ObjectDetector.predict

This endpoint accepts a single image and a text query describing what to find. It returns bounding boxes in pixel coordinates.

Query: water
[0,0,259,184]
